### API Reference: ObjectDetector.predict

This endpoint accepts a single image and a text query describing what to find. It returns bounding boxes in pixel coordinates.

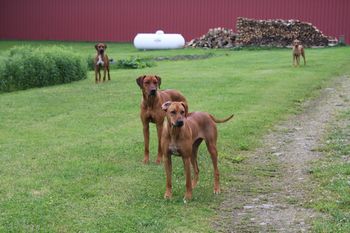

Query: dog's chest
[96,55,104,66]
[169,143,181,156]
[144,107,163,123]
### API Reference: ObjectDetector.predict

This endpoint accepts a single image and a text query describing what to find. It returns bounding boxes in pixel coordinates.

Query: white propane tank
[133,30,185,50]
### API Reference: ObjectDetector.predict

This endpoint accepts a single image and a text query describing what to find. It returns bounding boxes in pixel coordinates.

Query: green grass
[310,110,350,233]
[0,41,350,232]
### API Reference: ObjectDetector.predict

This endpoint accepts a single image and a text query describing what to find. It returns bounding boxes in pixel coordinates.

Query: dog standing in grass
[292,39,306,67]
[161,101,233,200]
[136,75,187,164]
[95,43,110,83]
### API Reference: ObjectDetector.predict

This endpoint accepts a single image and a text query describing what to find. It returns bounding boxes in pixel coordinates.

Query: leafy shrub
[86,56,155,71]
[0,46,87,92]
[116,57,155,69]
[86,56,95,71]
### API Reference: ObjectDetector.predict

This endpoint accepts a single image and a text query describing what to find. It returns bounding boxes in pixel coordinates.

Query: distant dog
[136,75,187,164]
[292,39,306,67]
[95,43,110,83]
[161,101,233,200]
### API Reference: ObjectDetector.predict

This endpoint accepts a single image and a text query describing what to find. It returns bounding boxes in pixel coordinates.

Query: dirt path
[215,76,350,232]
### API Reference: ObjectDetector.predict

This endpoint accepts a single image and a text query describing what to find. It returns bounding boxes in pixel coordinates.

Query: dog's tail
[209,114,234,123]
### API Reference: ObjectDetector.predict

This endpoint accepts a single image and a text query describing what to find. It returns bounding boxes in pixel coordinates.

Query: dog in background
[292,39,306,67]
[161,101,233,200]
[95,43,110,83]
[136,75,187,164]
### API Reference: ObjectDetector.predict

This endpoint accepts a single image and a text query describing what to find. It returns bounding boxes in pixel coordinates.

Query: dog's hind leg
[206,141,220,194]
[191,139,202,188]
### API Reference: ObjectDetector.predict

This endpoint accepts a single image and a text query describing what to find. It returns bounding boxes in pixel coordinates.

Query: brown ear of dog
[136,75,146,88]
[161,101,172,111]
[180,102,188,117]
[155,75,161,88]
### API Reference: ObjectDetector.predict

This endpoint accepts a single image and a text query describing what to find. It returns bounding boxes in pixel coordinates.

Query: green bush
[116,57,156,69]
[86,56,95,71]
[0,46,87,92]
[87,56,156,71]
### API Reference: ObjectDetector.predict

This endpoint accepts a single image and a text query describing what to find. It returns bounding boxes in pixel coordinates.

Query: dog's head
[136,75,161,96]
[293,39,301,47]
[95,43,107,54]
[162,101,188,127]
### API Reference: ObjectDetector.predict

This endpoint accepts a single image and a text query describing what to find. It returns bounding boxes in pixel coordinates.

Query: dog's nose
[150,89,156,96]
[175,120,184,127]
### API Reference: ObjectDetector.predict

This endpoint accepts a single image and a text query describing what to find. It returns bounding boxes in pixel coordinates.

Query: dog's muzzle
[150,89,157,96]
[173,120,184,127]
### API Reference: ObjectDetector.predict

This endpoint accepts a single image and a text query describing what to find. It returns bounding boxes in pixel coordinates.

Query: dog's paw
[213,189,221,195]
[164,192,172,199]
[155,158,162,165]
[143,158,150,164]
[191,180,198,188]
[183,192,192,201]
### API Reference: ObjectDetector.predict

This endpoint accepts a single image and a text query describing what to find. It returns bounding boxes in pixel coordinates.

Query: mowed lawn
[0,41,350,232]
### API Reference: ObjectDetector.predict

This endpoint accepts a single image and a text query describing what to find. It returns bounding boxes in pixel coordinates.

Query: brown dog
[95,43,110,83]
[292,39,306,67]
[161,101,233,200]
[136,75,187,164]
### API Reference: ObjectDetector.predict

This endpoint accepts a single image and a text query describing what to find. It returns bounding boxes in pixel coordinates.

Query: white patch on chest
[96,55,104,66]
[169,143,180,156]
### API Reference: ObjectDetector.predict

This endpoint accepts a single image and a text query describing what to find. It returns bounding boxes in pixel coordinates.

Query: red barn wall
[0,0,349,44]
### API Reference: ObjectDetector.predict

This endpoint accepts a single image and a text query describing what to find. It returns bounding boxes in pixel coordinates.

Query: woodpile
[186,18,331,48]
[186,27,237,48]
[236,17,330,47]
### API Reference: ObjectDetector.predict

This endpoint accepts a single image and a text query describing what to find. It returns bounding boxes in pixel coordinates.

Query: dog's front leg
[98,69,101,82]
[182,156,192,200]
[95,69,99,83]
[163,153,172,199]
[293,55,296,67]
[103,67,107,82]
[297,55,300,66]
[142,122,150,164]
[155,123,164,164]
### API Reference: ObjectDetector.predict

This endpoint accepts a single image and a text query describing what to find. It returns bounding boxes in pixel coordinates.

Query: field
[0,41,349,232]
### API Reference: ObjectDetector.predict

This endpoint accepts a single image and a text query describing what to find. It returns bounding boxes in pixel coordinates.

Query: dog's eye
[144,81,150,85]
[180,111,185,115]
[170,111,176,115]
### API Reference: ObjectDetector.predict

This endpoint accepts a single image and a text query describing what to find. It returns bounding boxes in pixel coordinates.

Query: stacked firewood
[236,17,330,47]
[186,27,237,48]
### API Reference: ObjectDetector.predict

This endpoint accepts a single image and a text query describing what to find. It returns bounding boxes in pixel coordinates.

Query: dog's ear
[104,44,107,49]
[136,75,146,88]
[95,44,98,50]
[162,101,172,112]
[180,102,189,117]
[155,75,161,88]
